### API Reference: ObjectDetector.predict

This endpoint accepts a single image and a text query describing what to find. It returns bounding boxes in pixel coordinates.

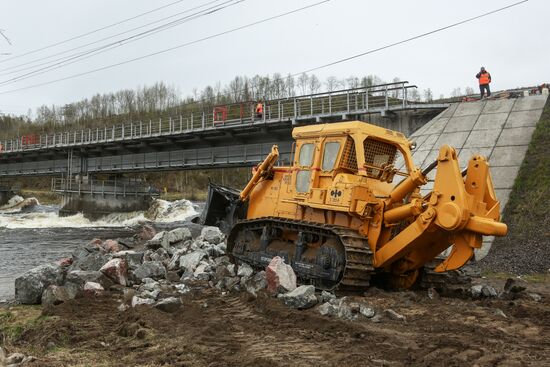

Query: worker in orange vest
[255,101,264,119]
[476,67,492,99]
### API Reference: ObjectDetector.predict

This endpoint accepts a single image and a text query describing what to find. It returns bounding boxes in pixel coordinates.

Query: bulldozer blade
[434,234,474,272]
[199,182,247,233]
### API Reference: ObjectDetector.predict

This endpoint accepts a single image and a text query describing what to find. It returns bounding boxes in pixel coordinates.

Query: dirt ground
[1,277,549,367]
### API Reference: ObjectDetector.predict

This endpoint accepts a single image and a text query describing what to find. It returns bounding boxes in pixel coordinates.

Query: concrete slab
[496,127,536,146]
[423,118,448,135]
[494,189,512,211]
[463,129,501,148]
[440,103,458,118]
[411,149,430,167]
[453,102,485,117]
[489,146,529,167]
[472,112,509,130]
[491,166,520,189]
[458,148,492,168]
[504,109,543,128]
[411,134,429,148]
[512,95,548,111]
[482,99,515,114]
[416,134,439,151]
[434,131,470,149]
[443,115,479,133]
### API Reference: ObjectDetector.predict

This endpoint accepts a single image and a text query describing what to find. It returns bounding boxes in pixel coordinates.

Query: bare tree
[308,75,321,94]
[423,88,433,102]
[297,73,309,95]
[325,76,341,92]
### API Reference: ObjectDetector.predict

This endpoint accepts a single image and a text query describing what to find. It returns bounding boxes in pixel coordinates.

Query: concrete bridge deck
[0,82,447,177]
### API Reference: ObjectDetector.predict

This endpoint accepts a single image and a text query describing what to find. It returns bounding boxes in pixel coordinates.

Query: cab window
[322,142,340,171]
[298,143,315,167]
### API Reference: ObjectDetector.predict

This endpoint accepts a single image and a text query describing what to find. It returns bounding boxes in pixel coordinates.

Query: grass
[0,305,47,345]
[500,98,550,225]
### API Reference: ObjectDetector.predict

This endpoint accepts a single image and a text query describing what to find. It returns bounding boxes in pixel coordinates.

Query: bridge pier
[53,176,158,220]
[0,183,16,206]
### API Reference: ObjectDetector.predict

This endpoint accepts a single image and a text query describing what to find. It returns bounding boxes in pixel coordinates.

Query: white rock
[318,302,339,316]
[201,226,224,244]
[178,251,207,273]
[279,285,318,309]
[385,309,406,321]
[83,282,104,295]
[266,256,296,294]
[99,258,128,286]
[131,296,155,307]
[360,304,376,318]
[237,263,254,278]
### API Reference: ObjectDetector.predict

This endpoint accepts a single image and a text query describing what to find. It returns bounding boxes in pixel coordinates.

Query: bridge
[0,81,447,178]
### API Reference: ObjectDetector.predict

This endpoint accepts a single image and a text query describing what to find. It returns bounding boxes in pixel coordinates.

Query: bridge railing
[51,177,159,197]
[1,82,417,154]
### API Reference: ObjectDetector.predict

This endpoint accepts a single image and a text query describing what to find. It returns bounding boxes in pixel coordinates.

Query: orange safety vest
[479,72,490,85]
[256,103,263,114]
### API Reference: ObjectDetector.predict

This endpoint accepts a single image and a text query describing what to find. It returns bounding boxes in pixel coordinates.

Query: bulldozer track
[227,217,375,292]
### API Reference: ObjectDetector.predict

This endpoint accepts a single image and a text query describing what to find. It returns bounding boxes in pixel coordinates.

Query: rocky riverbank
[2,222,550,366]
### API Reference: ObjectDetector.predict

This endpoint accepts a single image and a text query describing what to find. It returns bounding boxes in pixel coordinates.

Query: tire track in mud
[197,295,333,365]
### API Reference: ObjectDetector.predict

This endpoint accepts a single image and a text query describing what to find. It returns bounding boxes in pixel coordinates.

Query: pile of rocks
[14,224,267,312]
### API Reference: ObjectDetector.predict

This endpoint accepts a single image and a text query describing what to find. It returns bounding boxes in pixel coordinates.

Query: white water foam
[0,198,197,229]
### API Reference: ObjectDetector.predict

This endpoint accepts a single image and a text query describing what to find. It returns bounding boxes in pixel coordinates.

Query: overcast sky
[0,0,548,115]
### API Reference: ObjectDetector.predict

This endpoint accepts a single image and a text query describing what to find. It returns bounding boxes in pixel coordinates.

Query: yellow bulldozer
[201,121,507,291]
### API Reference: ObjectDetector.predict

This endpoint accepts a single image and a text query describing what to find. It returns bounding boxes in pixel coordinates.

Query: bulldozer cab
[291,121,415,202]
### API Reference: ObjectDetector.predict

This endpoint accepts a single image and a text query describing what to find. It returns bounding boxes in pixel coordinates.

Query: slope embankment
[407,94,548,267]
[480,96,550,274]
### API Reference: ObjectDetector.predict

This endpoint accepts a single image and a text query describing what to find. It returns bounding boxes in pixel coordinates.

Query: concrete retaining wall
[59,193,153,220]
[405,94,548,258]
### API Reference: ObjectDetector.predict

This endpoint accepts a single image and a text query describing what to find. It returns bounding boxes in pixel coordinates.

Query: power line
[0,1,331,95]
[0,0,527,96]
[0,0,244,86]
[0,30,12,46]
[292,0,529,77]
[0,0,227,76]
[0,0,187,64]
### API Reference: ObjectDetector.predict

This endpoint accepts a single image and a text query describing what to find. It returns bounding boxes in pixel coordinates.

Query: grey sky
[0,0,548,115]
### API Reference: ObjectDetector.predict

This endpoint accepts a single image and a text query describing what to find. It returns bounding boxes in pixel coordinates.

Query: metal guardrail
[51,178,159,197]
[0,82,418,154]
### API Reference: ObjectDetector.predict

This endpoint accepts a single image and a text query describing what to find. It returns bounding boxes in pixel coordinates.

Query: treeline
[0,72,438,140]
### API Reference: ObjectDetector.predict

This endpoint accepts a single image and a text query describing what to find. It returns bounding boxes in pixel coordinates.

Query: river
[0,197,199,301]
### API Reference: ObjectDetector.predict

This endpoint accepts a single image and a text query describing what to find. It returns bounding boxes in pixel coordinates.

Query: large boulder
[15,264,64,304]
[83,282,104,296]
[70,252,111,272]
[132,261,166,281]
[100,258,128,286]
[163,228,192,248]
[266,257,296,294]
[178,250,207,273]
[41,285,71,307]
[200,226,224,244]
[154,297,182,313]
[243,270,267,295]
[279,285,318,309]
[114,250,143,269]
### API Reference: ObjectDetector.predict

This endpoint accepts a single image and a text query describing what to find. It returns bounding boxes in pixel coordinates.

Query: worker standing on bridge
[476,67,492,99]
[255,100,264,119]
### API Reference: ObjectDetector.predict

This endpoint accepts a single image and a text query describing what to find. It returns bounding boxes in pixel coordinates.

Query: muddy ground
[1,277,549,367]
